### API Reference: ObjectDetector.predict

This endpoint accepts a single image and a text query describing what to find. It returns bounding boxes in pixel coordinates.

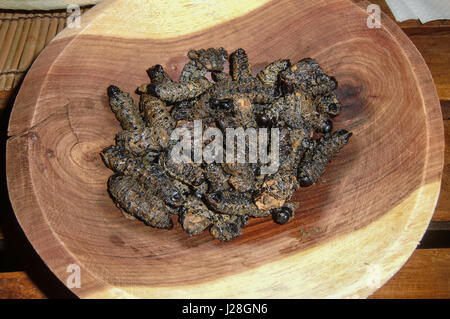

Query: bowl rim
[6,0,445,298]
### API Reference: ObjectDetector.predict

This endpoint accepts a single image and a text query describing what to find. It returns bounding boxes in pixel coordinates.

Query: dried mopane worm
[229,48,252,83]
[102,47,352,241]
[148,77,213,103]
[180,197,216,236]
[179,60,207,83]
[297,130,352,187]
[188,47,228,72]
[205,190,271,218]
[102,146,190,207]
[108,174,173,229]
[257,59,290,86]
[140,93,176,132]
[108,85,145,130]
[278,58,337,96]
[254,172,299,210]
[147,64,173,85]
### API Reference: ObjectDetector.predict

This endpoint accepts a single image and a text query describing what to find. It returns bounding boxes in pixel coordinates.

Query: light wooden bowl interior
[6,0,444,298]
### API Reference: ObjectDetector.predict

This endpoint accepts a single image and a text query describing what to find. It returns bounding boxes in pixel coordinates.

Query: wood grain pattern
[2,249,448,299]
[407,32,450,103]
[370,249,450,299]
[434,120,450,221]
[5,0,445,298]
[369,0,450,102]
[0,272,46,299]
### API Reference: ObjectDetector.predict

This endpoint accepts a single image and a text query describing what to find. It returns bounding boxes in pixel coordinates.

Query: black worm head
[107,85,120,97]
[318,119,333,134]
[146,64,164,78]
[272,206,293,225]
[209,97,233,111]
[257,114,275,128]
[298,174,313,187]
[253,166,261,177]
[219,99,234,111]
[327,103,341,118]
[209,97,221,108]
[207,191,223,204]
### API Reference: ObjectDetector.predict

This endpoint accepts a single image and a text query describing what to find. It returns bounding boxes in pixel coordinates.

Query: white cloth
[386,0,450,23]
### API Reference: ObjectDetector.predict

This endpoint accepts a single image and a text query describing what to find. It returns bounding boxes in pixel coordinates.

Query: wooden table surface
[0,0,449,298]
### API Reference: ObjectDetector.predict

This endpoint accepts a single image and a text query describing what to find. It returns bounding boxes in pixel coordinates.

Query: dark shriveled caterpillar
[187,47,228,72]
[257,59,290,86]
[146,64,173,85]
[102,146,190,208]
[108,174,173,229]
[148,77,213,103]
[229,48,252,84]
[108,85,144,130]
[297,130,352,187]
[179,60,207,83]
[205,190,271,218]
[103,47,353,241]
[139,93,176,132]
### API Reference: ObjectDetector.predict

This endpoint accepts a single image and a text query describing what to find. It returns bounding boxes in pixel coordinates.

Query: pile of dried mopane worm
[101,47,352,241]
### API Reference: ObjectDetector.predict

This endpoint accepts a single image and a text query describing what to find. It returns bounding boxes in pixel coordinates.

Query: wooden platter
[6,0,444,298]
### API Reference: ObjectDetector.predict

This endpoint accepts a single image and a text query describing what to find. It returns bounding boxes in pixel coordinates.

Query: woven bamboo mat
[0,8,90,93]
